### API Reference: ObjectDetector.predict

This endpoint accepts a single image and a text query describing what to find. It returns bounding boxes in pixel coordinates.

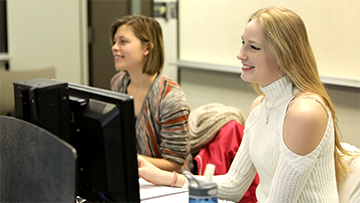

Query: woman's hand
[138,155,187,187]
[138,155,170,186]
[138,154,182,173]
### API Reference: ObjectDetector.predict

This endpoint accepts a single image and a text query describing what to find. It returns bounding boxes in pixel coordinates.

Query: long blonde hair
[249,6,351,183]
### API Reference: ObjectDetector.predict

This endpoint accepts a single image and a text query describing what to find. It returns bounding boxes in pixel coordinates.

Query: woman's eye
[251,45,261,51]
[113,39,128,45]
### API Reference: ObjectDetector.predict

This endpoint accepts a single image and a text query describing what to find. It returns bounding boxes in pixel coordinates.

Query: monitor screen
[13,78,140,202]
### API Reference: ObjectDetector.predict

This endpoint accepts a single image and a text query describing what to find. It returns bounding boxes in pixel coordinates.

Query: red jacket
[194,120,259,203]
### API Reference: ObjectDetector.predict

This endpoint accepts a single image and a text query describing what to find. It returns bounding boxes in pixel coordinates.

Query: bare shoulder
[283,94,329,155]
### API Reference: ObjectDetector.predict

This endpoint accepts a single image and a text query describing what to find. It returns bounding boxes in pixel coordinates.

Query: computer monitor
[13,78,70,142]
[13,78,140,202]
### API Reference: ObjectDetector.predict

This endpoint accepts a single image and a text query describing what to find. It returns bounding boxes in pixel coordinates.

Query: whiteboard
[178,0,360,87]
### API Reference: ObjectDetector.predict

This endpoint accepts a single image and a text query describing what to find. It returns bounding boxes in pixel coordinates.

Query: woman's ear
[144,42,154,56]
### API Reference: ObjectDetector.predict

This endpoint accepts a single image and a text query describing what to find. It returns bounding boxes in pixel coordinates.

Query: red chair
[194,120,259,203]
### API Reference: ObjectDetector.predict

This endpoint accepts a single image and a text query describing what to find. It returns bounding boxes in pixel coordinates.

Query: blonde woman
[138,6,354,202]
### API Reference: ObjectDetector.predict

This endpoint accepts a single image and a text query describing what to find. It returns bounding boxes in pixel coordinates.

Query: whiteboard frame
[177,60,360,88]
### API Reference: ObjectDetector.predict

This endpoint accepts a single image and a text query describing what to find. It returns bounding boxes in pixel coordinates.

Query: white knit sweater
[213,76,338,202]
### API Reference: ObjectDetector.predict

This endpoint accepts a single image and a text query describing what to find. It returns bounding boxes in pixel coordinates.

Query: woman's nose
[236,49,247,61]
[112,43,119,51]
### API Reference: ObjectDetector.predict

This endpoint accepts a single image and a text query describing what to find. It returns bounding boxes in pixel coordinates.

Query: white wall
[179,0,360,82]
[0,64,4,69]
[153,0,178,81]
[180,68,257,117]
[6,0,88,85]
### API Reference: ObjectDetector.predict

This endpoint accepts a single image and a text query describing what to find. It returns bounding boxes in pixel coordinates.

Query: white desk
[139,178,188,202]
[141,191,188,202]
[139,178,234,203]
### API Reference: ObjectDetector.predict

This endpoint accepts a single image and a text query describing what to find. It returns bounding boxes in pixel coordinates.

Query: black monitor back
[13,78,70,142]
[13,78,140,202]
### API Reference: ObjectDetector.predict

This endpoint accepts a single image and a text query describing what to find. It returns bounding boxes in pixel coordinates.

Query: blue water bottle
[184,164,218,203]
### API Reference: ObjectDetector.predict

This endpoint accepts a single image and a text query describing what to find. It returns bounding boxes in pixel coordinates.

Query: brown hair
[110,14,164,75]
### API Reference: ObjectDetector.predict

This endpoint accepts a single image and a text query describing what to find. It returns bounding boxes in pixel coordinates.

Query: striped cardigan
[111,72,192,168]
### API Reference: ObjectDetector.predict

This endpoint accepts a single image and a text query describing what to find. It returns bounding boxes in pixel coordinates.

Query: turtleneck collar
[260,76,294,109]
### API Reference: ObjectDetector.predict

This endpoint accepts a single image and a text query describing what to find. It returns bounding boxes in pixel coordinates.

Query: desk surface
[139,178,234,203]
[141,191,188,203]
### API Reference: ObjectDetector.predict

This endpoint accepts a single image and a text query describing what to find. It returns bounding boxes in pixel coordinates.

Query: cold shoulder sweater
[213,76,338,202]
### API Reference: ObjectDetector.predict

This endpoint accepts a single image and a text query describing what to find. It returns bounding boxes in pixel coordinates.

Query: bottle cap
[183,164,218,199]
